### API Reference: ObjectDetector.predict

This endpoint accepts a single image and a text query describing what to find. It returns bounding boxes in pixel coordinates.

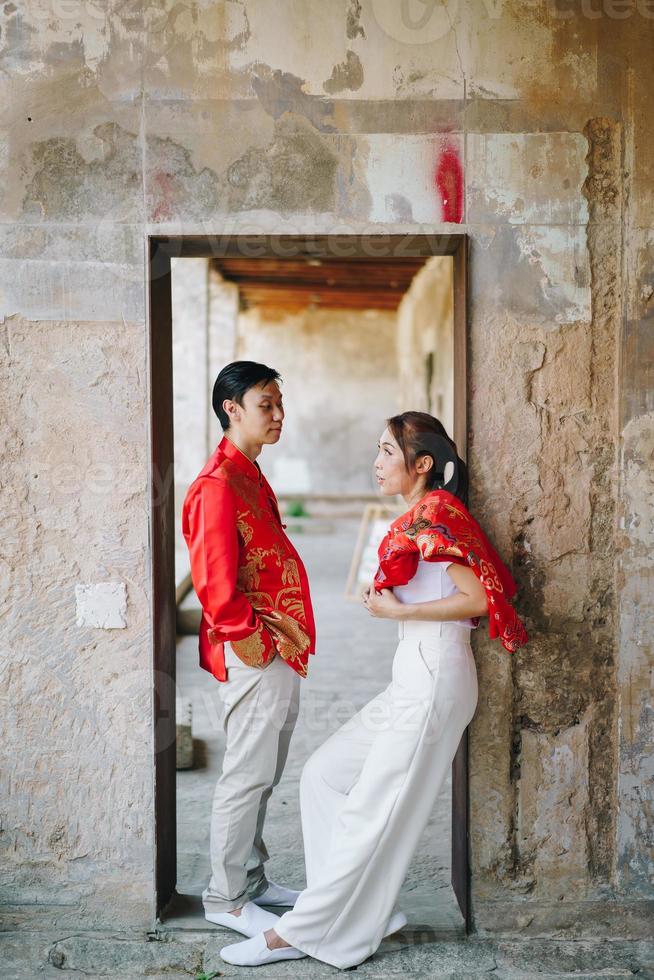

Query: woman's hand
[361,584,403,619]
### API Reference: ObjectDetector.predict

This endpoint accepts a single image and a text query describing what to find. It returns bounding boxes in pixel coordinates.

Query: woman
[220,412,528,969]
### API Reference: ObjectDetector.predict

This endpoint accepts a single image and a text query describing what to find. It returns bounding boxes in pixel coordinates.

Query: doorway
[147,234,470,929]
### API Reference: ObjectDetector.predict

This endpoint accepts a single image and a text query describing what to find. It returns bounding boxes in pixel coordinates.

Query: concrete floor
[6,928,654,979]
[169,516,463,936]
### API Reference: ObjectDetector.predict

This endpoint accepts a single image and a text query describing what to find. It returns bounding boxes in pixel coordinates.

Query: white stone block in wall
[467,132,590,226]
[75,582,127,629]
[364,133,464,224]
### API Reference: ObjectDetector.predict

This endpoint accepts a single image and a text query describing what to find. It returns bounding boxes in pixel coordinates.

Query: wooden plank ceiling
[211,256,428,312]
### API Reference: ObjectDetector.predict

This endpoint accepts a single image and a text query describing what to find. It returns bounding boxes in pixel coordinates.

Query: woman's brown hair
[386,411,468,504]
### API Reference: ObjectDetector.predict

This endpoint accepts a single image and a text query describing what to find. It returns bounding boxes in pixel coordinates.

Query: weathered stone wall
[468,116,627,931]
[0,0,652,936]
[236,305,398,495]
[0,317,153,928]
[172,257,212,486]
[396,256,454,434]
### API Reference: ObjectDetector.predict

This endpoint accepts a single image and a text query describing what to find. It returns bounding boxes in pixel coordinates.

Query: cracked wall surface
[468,116,627,930]
[0,0,652,937]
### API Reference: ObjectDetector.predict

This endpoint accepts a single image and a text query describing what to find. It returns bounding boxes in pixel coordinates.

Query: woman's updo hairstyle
[386,411,468,504]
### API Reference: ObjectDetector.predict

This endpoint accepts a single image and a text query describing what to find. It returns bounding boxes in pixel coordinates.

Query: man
[181,360,316,938]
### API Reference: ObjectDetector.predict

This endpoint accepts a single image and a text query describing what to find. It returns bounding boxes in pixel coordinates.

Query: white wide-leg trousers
[275,620,478,969]
[202,644,301,913]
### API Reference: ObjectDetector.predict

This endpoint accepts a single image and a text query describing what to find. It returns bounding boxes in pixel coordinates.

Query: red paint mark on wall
[434,142,463,223]
[151,170,174,222]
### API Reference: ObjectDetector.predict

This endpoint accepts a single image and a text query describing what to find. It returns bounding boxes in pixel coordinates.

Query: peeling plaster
[23,123,142,222]
[467,133,590,226]
[225,117,338,214]
[346,0,366,40]
[250,64,337,132]
[472,224,591,327]
[323,50,364,94]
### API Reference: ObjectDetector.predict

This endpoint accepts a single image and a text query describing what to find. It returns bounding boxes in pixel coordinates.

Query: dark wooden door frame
[147,232,471,928]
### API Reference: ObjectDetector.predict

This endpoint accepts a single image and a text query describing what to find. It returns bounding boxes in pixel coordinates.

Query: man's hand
[361,584,403,620]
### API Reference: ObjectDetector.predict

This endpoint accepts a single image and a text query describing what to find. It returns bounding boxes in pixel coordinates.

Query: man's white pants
[275,620,478,969]
[202,643,301,913]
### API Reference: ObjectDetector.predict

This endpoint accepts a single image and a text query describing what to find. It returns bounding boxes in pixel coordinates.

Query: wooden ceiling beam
[237,286,402,311]
[210,255,433,313]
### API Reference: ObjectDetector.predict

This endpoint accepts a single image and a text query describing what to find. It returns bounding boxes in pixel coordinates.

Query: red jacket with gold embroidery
[374,489,528,653]
[181,436,316,681]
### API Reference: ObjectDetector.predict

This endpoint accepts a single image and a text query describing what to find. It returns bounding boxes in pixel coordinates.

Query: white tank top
[393,558,477,628]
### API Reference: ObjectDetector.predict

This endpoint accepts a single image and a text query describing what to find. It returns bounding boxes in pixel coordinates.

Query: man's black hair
[212,360,282,430]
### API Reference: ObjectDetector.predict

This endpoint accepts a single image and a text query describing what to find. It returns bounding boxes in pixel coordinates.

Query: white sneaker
[204,900,280,938]
[251,881,302,907]
[220,931,307,966]
[218,911,407,965]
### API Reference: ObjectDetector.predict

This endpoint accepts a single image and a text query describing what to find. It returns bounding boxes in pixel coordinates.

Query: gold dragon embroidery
[231,626,270,668]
